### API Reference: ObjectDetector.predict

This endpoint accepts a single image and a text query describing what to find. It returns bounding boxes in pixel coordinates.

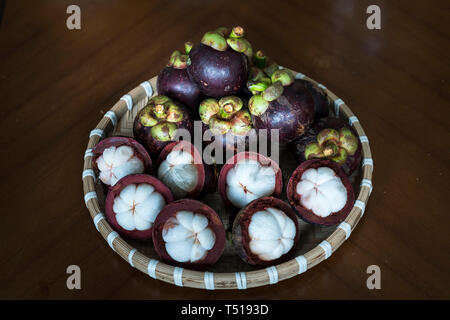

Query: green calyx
[218,96,243,119]
[248,95,269,116]
[168,50,188,69]
[151,122,177,142]
[184,41,193,54]
[201,26,252,56]
[199,96,252,136]
[252,50,266,69]
[247,68,296,116]
[139,95,185,142]
[199,99,220,124]
[304,127,358,164]
[271,69,294,86]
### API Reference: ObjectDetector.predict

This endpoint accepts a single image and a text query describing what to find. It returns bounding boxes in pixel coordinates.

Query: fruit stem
[229,26,244,38]
[252,50,266,69]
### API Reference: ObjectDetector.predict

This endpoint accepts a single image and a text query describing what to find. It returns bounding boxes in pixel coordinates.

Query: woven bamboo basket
[82,68,373,290]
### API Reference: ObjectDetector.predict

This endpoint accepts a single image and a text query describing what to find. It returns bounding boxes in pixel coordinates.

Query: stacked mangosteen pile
[91,26,362,269]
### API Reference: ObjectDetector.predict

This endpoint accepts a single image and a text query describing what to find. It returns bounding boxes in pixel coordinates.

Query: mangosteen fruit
[187,26,251,97]
[152,199,226,269]
[92,136,153,188]
[218,151,282,209]
[296,79,329,119]
[199,95,257,162]
[292,117,362,176]
[156,140,216,199]
[157,48,202,110]
[232,196,300,266]
[287,159,355,226]
[248,68,315,144]
[105,174,174,240]
[133,95,193,158]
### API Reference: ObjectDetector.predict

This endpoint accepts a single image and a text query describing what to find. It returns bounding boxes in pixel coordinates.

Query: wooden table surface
[0,0,448,299]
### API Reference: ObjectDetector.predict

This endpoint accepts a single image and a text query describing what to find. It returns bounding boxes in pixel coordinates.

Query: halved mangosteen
[105,174,174,240]
[218,151,282,209]
[187,26,251,97]
[157,49,202,110]
[232,196,300,266]
[292,117,362,176]
[152,199,226,269]
[156,140,216,199]
[92,136,153,188]
[287,159,355,226]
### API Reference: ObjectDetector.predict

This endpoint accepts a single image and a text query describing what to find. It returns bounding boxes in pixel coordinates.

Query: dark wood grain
[0,0,448,299]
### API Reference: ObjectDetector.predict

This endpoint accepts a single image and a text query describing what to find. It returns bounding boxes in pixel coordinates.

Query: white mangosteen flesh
[226,159,276,208]
[248,207,296,261]
[296,167,347,218]
[113,183,166,231]
[96,146,144,186]
[162,211,216,263]
[158,149,199,199]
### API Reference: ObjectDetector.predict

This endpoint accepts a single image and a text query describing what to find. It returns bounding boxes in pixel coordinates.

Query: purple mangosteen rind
[187,43,249,98]
[296,79,330,119]
[152,199,226,269]
[292,117,362,176]
[105,174,175,240]
[218,151,283,210]
[157,66,202,110]
[232,196,300,266]
[287,159,355,226]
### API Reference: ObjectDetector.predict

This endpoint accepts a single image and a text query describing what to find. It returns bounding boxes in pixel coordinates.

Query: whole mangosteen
[292,117,362,176]
[105,174,174,240]
[152,199,226,269]
[91,136,153,189]
[156,140,217,199]
[232,196,300,266]
[248,68,315,144]
[157,48,202,110]
[287,159,355,226]
[218,151,283,209]
[187,26,251,97]
[133,95,193,158]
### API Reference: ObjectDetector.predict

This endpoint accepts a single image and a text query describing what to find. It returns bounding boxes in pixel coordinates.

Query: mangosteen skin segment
[188,44,249,98]
[152,199,226,269]
[105,174,174,240]
[251,80,315,144]
[292,117,362,176]
[157,66,202,110]
[92,136,153,188]
[218,151,283,209]
[156,141,217,198]
[232,196,300,266]
[133,97,194,159]
[287,159,355,226]
[297,79,329,119]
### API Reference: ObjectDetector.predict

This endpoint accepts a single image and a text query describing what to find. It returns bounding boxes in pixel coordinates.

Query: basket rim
[82,68,373,290]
